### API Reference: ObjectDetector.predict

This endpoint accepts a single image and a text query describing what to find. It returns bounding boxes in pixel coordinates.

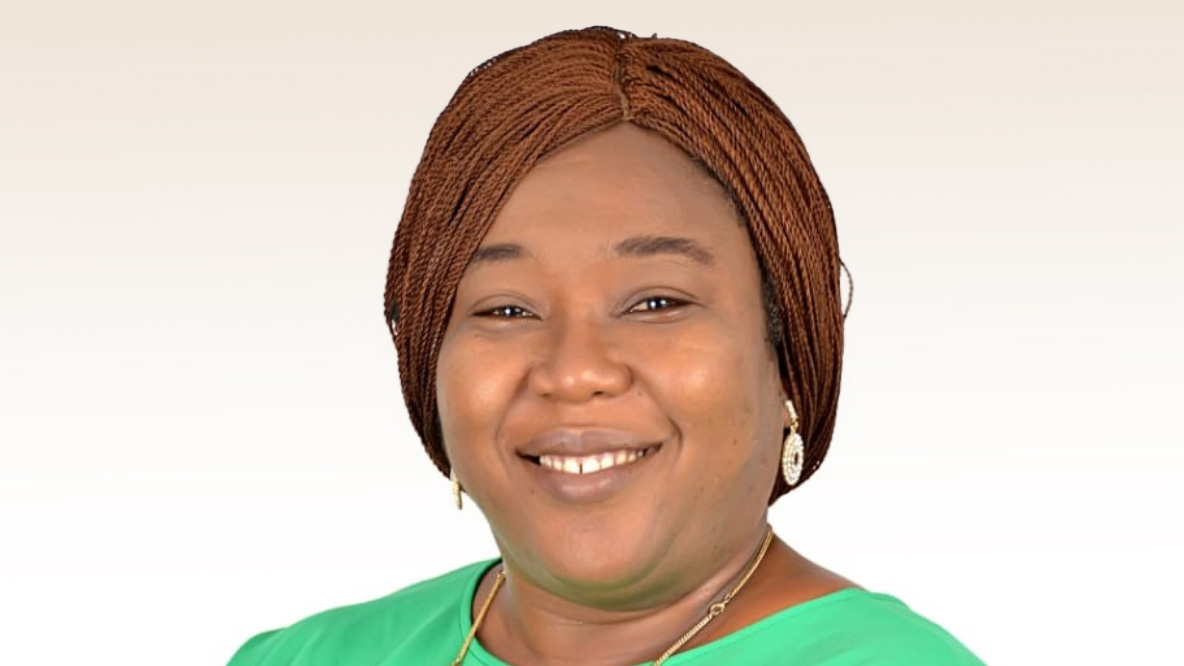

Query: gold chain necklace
[448,525,775,666]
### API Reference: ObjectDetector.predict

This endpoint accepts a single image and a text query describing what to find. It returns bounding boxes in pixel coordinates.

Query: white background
[1,1,1180,664]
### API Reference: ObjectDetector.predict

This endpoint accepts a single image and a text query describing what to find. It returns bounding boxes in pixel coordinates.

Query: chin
[502,511,672,602]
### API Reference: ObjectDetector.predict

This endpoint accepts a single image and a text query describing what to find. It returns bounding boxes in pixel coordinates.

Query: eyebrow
[615,235,715,265]
[469,235,715,267]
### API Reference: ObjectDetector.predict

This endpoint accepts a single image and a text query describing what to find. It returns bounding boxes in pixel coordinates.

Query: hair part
[385,26,846,503]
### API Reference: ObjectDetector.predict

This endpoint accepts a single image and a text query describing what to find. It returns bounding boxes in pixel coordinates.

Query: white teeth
[538,448,649,475]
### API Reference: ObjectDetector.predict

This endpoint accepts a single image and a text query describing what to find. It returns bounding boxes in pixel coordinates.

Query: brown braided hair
[384,26,849,503]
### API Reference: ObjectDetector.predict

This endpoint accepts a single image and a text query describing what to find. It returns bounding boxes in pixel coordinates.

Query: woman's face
[436,123,790,606]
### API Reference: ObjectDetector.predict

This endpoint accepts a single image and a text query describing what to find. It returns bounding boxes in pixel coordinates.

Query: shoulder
[225,559,495,666]
[779,588,988,665]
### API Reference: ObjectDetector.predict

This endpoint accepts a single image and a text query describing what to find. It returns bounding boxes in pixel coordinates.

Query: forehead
[476,123,744,254]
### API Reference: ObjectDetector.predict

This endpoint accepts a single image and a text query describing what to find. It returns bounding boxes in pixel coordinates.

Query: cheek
[436,335,521,461]
[642,323,783,506]
[647,332,765,448]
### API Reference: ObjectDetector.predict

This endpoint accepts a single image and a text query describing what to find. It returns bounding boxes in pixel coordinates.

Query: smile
[537,446,659,475]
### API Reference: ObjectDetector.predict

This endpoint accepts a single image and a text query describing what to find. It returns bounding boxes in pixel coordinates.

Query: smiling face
[436,122,791,606]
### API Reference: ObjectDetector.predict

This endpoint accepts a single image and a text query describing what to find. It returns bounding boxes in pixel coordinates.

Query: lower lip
[521,446,661,504]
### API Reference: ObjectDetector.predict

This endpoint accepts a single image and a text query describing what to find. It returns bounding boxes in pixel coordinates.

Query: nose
[527,313,632,403]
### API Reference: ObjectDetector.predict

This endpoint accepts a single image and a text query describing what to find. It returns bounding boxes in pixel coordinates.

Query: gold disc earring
[781,399,804,486]
[450,467,463,510]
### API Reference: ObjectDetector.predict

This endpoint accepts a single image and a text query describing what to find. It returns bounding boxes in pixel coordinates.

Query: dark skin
[436,123,857,666]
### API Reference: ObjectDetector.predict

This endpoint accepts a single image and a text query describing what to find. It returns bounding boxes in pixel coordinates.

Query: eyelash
[477,296,688,319]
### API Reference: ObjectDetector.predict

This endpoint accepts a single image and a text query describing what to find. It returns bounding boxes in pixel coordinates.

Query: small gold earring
[450,467,463,510]
[781,399,804,487]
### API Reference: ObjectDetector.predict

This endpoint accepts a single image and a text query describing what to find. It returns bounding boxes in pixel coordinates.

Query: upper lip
[517,428,658,458]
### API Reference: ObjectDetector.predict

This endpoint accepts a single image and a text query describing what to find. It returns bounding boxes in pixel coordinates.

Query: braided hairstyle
[384,26,848,503]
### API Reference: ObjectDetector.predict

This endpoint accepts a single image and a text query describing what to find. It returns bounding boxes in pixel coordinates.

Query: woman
[228,26,986,666]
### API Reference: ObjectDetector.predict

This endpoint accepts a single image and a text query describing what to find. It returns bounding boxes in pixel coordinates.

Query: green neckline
[453,558,901,666]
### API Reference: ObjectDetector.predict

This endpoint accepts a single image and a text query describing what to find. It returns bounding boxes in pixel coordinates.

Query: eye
[627,295,688,314]
[475,304,535,319]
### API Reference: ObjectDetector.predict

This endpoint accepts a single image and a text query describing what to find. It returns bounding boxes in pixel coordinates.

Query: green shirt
[227,559,986,666]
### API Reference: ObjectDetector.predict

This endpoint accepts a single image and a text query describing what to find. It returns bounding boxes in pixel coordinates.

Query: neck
[476,523,783,666]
